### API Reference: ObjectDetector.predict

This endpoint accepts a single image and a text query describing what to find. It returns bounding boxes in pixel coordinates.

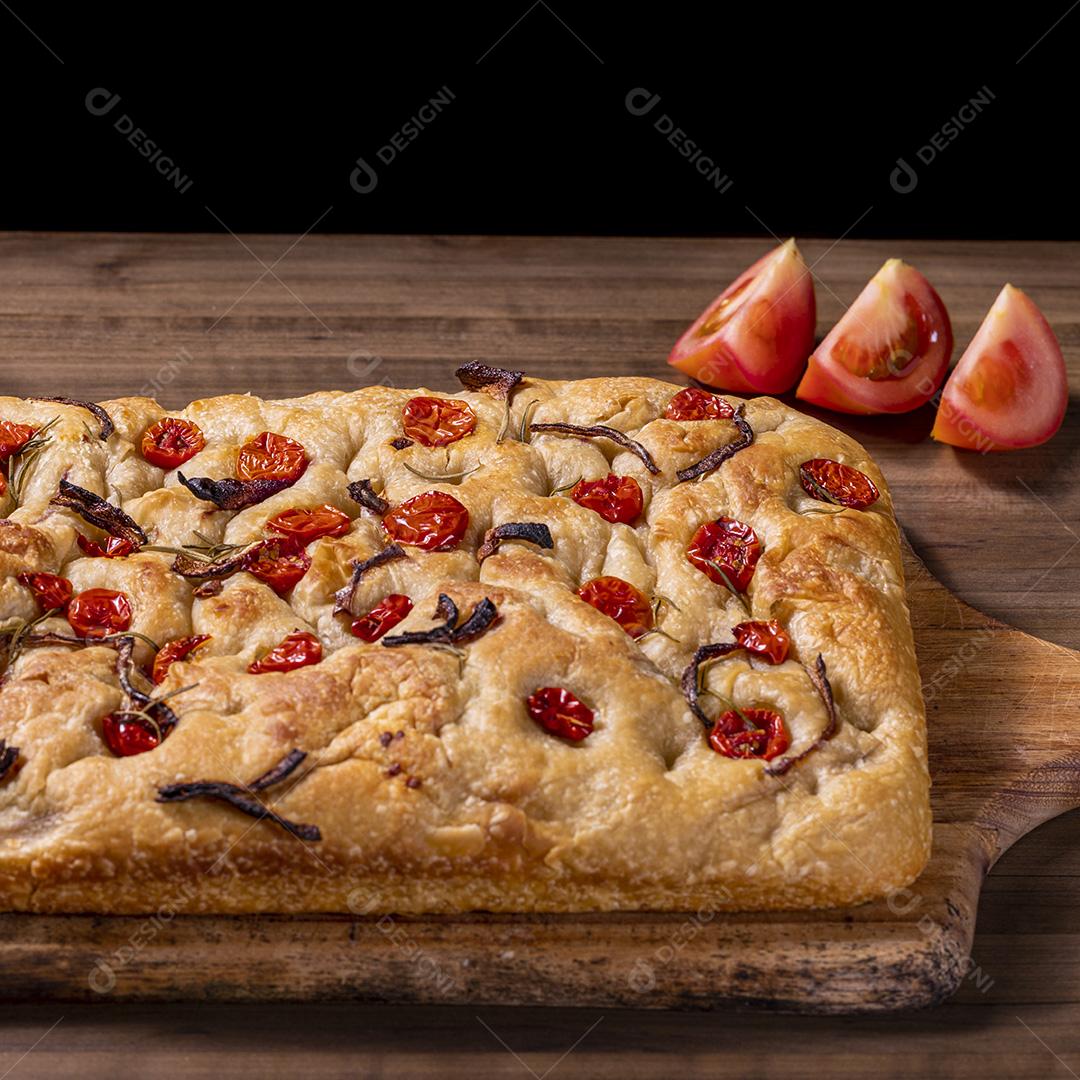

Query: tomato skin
[526,687,595,741]
[401,396,477,447]
[77,534,138,559]
[245,540,312,594]
[0,421,37,460]
[663,387,735,421]
[931,284,1068,451]
[569,474,643,525]
[733,620,790,664]
[709,708,789,760]
[383,491,469,551]
[17,572,74,612]
[796,259,953,415]
[141,418,205,469]
[686,518,762,593]
[152,634,211,685]
[350,594,413,641]
[577,576,654,638]
[266,504,351,544]
[236,431,308,483]
[101,712,162,757]
[668,239,816,394]
[248,631,322,674]
[799,459,879,509]
[67,589,133,638]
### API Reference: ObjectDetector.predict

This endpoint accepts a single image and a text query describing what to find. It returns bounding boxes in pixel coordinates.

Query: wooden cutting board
[0,233,1077,1015]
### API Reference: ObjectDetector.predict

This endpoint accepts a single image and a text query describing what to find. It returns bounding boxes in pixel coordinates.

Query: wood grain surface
[1,233,1078,1076]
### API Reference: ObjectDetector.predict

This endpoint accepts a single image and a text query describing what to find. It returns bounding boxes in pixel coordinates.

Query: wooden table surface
[1,232,1078,1077]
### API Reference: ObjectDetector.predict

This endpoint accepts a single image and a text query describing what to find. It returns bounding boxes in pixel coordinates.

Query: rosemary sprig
[6,417,60,506]
[496,400,513,444]
[402,461,482,483]
[549,476,582,496]
[518,400,540,444]
[707,562,752,615]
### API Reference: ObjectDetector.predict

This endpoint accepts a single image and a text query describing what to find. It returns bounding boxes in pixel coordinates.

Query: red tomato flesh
[0,421,37,460]
[248,631,322,674]
[709,707,789,760]
[663,387,735,421]
[932,284,1068,451]
[733,620,790,664]
[153,634,211,684]
[266,504,351,544]
[17,572,74,612]
[401,396,477,447]
[77,534,138,559]
[141,418,205,470]
[102,712,162,757]
[796,258,952,414]
[383,491,469,551]
[569,474,643,525]
[526,687,595,741]
[236,431,308,483]
[668,239,816,394]
[577,576,654,638]
[350,594,413,641]
[686,518,762,593]
[67,588,133,638]
[799,459,879,509]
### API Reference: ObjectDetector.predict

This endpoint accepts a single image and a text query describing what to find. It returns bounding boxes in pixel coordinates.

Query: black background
[1,3,1076,238]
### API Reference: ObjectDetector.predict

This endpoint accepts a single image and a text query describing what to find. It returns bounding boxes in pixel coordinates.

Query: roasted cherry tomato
[140,417,205,470]
[248,631,323,674]
[152,634,211,685]
[796,259,952,415]
[76,534,138,559]
[932,284,1068,451]
[577,576,654,638]
[709,708,789,760]
[799,459,879,509]
[0,421,37,460]
[350,593,414,641]
[401,396,477,447]
[686,518,762,593]
[526,687,595,742]
[733,620,790,664]
[266,504,351,544]
[236,431,308,484]
[669,239,816,394]
[67,588,133,639]
[383,491,469,551]
[569,474,643,525]
[101,712,163,757]
[17,571,73,613]
[663,387,735,421]
[245,540,312,594]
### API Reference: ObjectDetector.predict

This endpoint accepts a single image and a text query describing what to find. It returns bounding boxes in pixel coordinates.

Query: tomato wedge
[668,239,815,394]
[931,284,1068,451]
[796,258,952,414]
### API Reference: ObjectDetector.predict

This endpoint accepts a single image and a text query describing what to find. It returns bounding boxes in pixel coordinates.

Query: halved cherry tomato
[526,687,594,741]
[401,396,477,447]
[669,239,816,394]
[0,421,37,460]
[709,707,789,760]
[17,572,73,613]
[796,259,952,415]
[248,631,323,674]
[0,475,6,498]
[569,474,643,525]
[686,518,762,592]
[663,387,735,421]
[383,491,469,551]
[77,534,138,559]
[931,284,1068,451]
[245,540,312,594]
[733,620,790,664]
[67,588,133,639]
[141,418,205,470]
[577,576,654,638]
[799,459,879,509]
[236,431,308,483]
[266,504,351,544]
[101,712,162,757]
[350,594,414,641]
[152,634,211,685]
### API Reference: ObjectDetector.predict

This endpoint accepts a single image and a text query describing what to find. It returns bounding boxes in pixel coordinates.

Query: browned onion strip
[157,749,320,842]
[0,740,18,783]
[333,543,408,615]
[676,407,754,483]
[764,654,838,777]
[115,635,180,734]
[347,479,390,515]
[390,437,413,450]
[51,480,147,546]
[382,594,499,648]
[30,396,115,441]
[177,472,293,510]
[476,522,554,563]
[454,361,525,399]
[171,541,263,580]
[680,642,741,727]
[529,422,661,476]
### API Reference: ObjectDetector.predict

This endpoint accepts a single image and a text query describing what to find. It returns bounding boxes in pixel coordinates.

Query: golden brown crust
[0,376,930,913]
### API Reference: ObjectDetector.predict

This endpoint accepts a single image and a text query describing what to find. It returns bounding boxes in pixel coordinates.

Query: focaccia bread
[0,368,930,914]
